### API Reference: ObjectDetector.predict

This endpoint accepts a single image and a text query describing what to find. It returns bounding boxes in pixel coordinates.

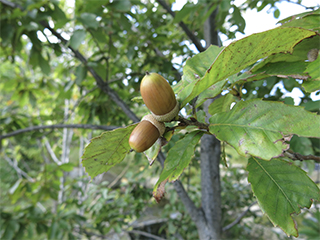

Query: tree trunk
[198,7,222,240]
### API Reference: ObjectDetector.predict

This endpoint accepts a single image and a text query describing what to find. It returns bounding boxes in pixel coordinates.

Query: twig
[284,0,317,10]
[39,21,139,122]
[4,154,35,182]
[222,201,257,231]
[44,138,61,165]
[130,218,168,228]
[127,229,167,240]
[156,0,205,52]
[284,150,320,163]
[173,180,206,228]
[177,116,209,131]
[108,162,130,189]
[0,124,118,140]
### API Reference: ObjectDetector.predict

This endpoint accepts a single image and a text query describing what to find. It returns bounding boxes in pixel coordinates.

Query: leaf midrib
[254,158,296,212]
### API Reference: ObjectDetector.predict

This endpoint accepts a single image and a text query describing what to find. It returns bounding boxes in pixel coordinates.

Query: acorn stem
[170,116,210,131]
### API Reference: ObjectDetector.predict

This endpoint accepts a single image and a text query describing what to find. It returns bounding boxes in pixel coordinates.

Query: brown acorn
[129,114,165,152]
[140,72,179,122]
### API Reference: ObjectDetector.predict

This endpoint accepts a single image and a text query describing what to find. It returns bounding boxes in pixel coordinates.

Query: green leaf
[174,3,195,23]
[301,100,320,112]
[304,56,320,80]
[74,65,87,86]
[69,30,86,50]
[209,99,320,160]
[247,157,320,237]
[273,8,280,19]
[232,6,245,33]
[278,9,320,32]
[79,13,99,29]
[0,23,15,46]
[82,125,136,179]
[253,61,309,78]
[2,220,20,240]
[290,135,314,156]
[110,0,131,12]
[302,80,320,93]
[51,3,68,28]
[181,27,316,107]
[208,93,235,116]
[59,163,75,172]
[38,54,51,75]
[175,45,223,107]
[153,131,204,193]
[48,220,58,240]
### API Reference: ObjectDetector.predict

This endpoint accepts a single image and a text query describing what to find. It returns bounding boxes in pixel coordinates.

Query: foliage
[81,7,320,237]
[0,0,319,239]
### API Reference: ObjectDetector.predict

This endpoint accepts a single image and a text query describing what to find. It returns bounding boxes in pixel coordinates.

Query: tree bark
[198,7,222,240]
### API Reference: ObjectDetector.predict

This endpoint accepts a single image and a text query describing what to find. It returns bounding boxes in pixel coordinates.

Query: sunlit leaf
[208,93,235,115]
[304,56,320,80]
[181,28,316,106]
[209,99,320,160]
[175,45,223,107]
[82,124,136,179]
[247,157,320,237]
[278,9,320,32]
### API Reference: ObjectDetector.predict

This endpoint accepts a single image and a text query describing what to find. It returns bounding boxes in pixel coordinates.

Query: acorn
[129,114,165,152]
[140,72,179,122]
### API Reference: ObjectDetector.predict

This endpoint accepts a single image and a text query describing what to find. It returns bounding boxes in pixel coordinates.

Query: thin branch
[44,138,61,165]
[156,0,205,52]
[284,150,320,163]
[173,180,206,226]
[284,0,317,10]
[0,124,118,140]
[4,155,35,182]
[39,21,139,122]
[108,162,130,188]
[127,230,167,240]
[177,116,209,131]
[222,201,257,232]
[130,218,168,228]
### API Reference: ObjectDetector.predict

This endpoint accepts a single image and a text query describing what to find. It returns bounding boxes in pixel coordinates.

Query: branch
[127,230,167,240]
[156,0,205,52]
[4,154,35,182]
[173,180,206,226]
[222,201,257,232]
[284,150,320,163]
[0,0,139,122]
[176,116,209,131]
[0,124,118,140]
[44,138,61,165]
[39,21,140,122]
[284,0,317,10]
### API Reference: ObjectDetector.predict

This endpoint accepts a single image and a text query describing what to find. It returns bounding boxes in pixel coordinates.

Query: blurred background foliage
[0,0,319,239]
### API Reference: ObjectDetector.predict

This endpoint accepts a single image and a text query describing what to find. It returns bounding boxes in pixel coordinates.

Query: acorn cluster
[129,72,179,152]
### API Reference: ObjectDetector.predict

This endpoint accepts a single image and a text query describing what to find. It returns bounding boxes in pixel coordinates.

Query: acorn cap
[141,114,165,136]
[152,100,179,122]
[129,114,165,152]
[140,72,178,121]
